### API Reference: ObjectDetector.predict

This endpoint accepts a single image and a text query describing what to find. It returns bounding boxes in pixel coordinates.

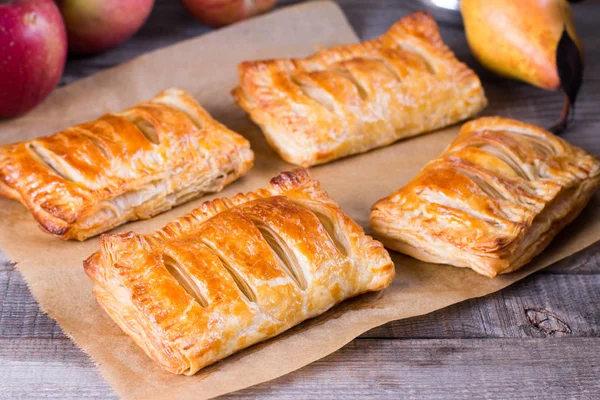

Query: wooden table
[1,1,599,398]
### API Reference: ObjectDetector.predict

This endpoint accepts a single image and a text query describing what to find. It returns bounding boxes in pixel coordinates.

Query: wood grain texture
[2,250,599,340]
[1,0,599,398]
[2,338,599,399]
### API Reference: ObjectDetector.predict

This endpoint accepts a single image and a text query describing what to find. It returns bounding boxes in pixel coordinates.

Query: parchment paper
[0,2,598,399]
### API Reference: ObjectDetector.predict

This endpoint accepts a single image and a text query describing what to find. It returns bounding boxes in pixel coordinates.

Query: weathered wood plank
[1,238,599,341]
[234,338,600,399]
[0,268,66,340]
[0,338,115,399]
[235,338,600,399]
[2,338,599,399]
[543,241,600,274]
[2,259,598,340]
[365,269,600,339]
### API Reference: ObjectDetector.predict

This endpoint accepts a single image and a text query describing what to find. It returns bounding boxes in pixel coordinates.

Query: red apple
[57,0,155,55]
[0,0,67,117]
[181,0,276,28]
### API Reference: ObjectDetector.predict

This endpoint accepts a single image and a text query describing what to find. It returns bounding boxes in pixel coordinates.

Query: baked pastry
[371,117,600,278]
[84,168,394,375]
[0,88,254,240]
[233,12,487,167]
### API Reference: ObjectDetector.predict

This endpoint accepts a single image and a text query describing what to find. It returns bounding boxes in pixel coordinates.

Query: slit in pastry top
[84,168,395,375]
[371,117,600,278]
[162,252,210,308]
[0,88,254,240]
[123,115,161,145]
[27,142,77,183]
[233,12,487,167]
[200,239,259,304]
[249,217,308,290]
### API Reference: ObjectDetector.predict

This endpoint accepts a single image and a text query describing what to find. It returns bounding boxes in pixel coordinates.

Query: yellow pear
[461,0,583,91]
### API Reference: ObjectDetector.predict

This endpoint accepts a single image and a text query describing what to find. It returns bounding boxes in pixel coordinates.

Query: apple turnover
[371,117,600,278]
[0,89,254,240]
[84,168,394,374]
[233,12,487,167]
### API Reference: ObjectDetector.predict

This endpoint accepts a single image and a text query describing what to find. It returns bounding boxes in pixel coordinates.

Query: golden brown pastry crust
[0,89,254,240]
[371,117,600,278]
[233,12,487,167]
[84,168,394,375]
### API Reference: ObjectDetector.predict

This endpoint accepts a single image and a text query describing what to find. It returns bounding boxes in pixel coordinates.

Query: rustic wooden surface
[1,0,599,398]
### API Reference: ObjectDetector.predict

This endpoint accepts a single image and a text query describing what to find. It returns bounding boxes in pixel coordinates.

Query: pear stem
[549,95,571,135]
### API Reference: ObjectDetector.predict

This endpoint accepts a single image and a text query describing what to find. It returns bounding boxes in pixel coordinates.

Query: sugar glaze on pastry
[0,89,254,240]
[371,117,600,278]
[84,169,394,374]
[233,12,487,167]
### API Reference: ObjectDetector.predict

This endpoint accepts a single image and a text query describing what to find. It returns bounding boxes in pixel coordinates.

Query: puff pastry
[233,12,487,167]
[0,89,254,240]
[371,117,600,278]
[84,168,394,374]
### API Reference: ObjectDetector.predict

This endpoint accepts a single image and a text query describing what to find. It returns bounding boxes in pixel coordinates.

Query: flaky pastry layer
[0,89,254,240]
[371,117,600,278]
[233,12,487,167]
[84,169,394,375]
